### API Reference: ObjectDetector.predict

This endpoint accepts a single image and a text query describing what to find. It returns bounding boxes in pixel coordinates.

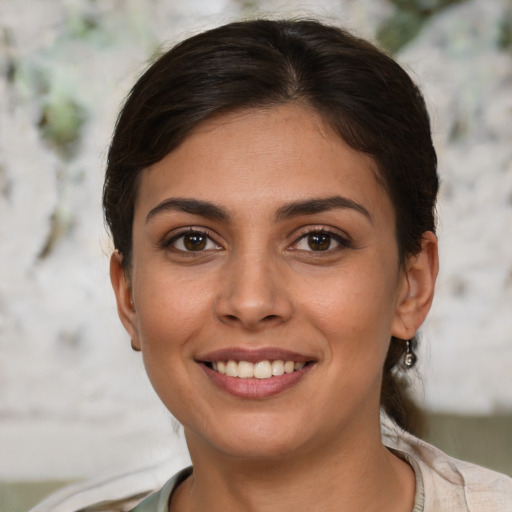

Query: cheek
[133,268,214,352]
[298,260,398,360]
[132,273,213,415]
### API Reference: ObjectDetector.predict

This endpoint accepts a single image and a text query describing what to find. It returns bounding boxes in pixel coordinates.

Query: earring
[131,340,141,352]
[404,339,417,368]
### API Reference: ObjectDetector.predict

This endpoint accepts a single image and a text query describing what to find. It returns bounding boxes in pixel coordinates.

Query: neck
[172,418,415,512]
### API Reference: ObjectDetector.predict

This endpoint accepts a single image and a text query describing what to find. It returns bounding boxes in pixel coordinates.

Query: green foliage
[10,36,88,160]
[497,6,512,51]
[38,92,86,159]
[235,0,260,12]
[377,9,425,54]
[377,0,467,53]
[37,207,75,260]
[388,0,465,13]
[66,12,100,39]
[0,163,10,199]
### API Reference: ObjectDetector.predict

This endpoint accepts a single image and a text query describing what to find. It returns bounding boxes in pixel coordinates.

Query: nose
[215,251,293,331]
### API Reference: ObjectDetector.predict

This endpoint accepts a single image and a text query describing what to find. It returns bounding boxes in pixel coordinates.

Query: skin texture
[110,104,438,512]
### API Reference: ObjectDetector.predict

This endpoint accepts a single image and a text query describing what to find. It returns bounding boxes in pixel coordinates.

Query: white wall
[0,0,510,480]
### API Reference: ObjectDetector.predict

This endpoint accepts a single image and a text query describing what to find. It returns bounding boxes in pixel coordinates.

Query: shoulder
[382,416,512,512]
[129,467,192,512]
[28,461,189,512]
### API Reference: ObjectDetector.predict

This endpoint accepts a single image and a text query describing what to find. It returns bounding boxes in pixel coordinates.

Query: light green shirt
[129,423,512,512]
[128,457,425,512]
[30,418,512,512]
[129,467,192,512]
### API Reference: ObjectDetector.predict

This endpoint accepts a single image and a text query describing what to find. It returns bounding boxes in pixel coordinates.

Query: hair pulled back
[104,19,438,433]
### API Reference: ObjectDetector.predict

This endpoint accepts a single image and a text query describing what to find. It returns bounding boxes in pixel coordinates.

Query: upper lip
[196,347,316,364]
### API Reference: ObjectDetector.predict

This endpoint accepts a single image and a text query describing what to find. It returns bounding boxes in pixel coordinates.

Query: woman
[85,18,511,512]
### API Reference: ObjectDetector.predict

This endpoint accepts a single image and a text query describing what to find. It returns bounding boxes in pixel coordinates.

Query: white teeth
[254,360,272,379]
[271,360,284,376]
[284,361,295,374]
[211,359,308,379]
[225,360,238,377]
[238,361,254,379]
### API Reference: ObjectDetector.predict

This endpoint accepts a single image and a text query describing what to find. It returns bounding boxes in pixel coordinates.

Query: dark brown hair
[104,19,438,433]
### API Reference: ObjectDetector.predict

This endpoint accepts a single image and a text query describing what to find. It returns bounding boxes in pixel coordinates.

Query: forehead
[135,104,392,223]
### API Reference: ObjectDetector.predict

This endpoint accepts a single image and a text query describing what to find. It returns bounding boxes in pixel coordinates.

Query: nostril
[221,313,281,325]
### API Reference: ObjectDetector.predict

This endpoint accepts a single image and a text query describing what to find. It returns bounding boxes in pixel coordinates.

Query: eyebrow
[145,195,372,224]
[146,198,230,223]
[275,196,372,223]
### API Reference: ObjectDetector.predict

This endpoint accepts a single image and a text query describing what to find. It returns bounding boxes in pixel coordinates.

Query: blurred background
[0,0,511,510]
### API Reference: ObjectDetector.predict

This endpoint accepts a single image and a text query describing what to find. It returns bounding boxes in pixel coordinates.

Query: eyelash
[163,228,222,253]
[163,227,352,254]
[291,228,353,253]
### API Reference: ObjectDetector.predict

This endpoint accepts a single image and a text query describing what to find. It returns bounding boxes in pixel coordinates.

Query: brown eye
[183,232,207,251]
[307,232,331,251]
[293,230,350,253]
[168,230,221,252]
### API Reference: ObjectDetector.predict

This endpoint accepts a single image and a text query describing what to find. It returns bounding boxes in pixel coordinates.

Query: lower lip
[201,364,313,399]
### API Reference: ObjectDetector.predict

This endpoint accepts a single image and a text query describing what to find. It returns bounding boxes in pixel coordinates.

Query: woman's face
[112,104,433,460]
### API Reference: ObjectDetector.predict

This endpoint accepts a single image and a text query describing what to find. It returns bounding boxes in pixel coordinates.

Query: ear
[110,251,140,350]
[392,231,439,340]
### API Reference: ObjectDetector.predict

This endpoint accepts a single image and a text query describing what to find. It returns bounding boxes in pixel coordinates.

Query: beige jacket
[30,418,512,512]
[381,417,512,511]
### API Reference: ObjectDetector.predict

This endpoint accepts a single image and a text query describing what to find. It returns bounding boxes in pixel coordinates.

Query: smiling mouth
[203,359,314,380]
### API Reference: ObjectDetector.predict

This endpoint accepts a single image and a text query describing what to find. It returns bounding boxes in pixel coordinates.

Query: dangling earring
[131,339,141,352]
[404,339,417,368]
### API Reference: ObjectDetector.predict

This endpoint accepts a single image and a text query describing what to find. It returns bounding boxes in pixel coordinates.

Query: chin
[186,412,312,461]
